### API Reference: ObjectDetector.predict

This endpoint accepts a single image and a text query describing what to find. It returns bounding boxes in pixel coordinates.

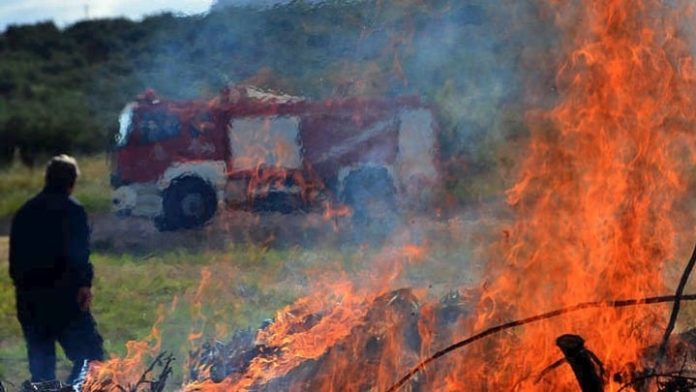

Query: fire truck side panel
[299,110,400,194]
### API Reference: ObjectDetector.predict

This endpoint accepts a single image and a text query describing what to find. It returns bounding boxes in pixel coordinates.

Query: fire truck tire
[341,167,399,243]
[158,176,217,231]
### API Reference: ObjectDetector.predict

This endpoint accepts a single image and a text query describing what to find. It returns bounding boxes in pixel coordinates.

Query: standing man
[9,155,104,384]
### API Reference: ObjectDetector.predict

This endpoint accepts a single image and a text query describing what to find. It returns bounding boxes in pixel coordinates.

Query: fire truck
[110,86,439,231]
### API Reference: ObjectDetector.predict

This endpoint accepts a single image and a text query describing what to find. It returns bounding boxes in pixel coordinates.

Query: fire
[187,268,212,346]
[446,0,696,390]
[83,306,166,391]
[182,244,426,391]
[183,279,373,391]
[402,243,427,262]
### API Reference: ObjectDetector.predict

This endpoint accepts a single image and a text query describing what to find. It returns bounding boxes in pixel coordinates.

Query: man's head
[45,155,80,194]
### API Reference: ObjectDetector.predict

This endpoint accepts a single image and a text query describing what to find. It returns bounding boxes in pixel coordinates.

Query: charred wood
[81,352,174,392]
[17,381,72,392]
[616,328,696,391]
[555,334,604,392]
[186,288,467,391]
[657,243,696,366]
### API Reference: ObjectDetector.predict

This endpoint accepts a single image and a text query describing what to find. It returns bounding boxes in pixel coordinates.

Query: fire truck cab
[111,86,439,231]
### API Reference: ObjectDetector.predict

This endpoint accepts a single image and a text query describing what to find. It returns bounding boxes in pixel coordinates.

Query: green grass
[0,155,112,220]
[0,235,475,387]
[0,237,323,386]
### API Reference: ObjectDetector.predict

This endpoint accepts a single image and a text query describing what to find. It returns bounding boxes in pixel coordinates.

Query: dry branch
[387,293,696,391]
[556,334,604,392]
[657,243,696,365]
[81,352,174,392]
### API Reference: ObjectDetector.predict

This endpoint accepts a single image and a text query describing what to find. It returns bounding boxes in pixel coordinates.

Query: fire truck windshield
[138,111,181,143]
[115,103,135,148]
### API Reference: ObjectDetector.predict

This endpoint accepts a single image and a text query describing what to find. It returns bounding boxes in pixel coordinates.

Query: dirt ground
[86,197,508,254]
[90,210,355,255]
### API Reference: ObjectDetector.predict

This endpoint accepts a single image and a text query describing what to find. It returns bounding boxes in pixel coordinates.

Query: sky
[0,0,215,32]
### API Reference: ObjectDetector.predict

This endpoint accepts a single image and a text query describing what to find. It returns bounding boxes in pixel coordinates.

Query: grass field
[0,235,336,386]
[0,155,112,221]
[0,230,476,387]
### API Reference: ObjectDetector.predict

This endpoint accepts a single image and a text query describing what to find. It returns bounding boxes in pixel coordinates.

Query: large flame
[452,0,696,390]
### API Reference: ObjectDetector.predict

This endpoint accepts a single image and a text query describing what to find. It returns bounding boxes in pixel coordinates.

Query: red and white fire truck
[110,86,439,231]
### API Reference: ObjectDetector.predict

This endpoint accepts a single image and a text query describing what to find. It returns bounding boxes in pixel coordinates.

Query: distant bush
[0,154,111,218]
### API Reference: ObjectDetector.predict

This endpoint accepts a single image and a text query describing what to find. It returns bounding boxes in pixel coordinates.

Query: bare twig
[129,352,175,392]
[534,357,566,384]
[617,370,696,392]
[82,353,174,392]
[132,352,168,391]
[149,354,174,392]
[387,293,696,392]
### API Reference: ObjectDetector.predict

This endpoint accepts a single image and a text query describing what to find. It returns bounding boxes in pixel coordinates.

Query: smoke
[84,0,594,389]
[117,0,563,175]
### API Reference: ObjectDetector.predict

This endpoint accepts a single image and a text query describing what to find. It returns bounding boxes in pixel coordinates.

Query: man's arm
[68,205,94,290]
[8,213,22,287]
[68,205,94,311]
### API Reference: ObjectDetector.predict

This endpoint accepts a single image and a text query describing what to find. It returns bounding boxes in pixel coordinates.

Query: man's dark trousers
[16,289,104,383]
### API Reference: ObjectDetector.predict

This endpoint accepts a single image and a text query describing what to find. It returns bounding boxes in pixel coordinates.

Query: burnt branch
[130,352,174,392]
[657,243,696,366]
[555,334,604,392]
[617,370,696,392]
[82,352,175,392]
[133,352,168,391]
[534,357,567,384]
[387,293,696,392]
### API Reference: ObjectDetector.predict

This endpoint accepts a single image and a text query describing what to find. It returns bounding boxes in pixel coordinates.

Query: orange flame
[83,305,166,391]
[187,267,212,346]
[183,279,373,391]
[446,1,696,390]
[183,244,426,391]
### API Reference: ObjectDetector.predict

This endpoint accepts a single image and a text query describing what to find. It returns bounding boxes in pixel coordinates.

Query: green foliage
[0,154,111,219]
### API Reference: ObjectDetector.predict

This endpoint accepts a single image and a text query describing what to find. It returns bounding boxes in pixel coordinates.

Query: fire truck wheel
[159,176,217,230]
[341,167,399,244]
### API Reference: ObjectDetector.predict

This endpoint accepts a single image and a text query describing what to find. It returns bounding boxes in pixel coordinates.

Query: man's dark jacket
[9,189,94,293]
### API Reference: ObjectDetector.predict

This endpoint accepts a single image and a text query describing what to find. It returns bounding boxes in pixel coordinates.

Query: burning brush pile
[184,288,474,391]
[9,0,696,391]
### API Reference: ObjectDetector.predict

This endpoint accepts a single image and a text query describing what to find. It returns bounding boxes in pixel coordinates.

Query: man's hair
[45,155,80,192]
